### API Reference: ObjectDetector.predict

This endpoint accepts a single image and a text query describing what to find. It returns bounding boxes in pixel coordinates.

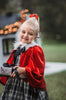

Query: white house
[0,11,22,66]
[0,33,16,66]
[0,10,41,66]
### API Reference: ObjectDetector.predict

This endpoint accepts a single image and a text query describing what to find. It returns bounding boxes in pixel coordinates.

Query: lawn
[0,71,66,100]
[41,40,66,62]
[0,40,66,99]
[0,84,4,98]
[45,71,66,100]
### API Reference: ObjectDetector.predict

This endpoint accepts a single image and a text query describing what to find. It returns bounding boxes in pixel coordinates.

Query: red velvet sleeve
[6,50,15,64]
[25,46,45,88]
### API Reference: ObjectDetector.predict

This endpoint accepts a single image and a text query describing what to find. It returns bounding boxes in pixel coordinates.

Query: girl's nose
[24,33,28,37]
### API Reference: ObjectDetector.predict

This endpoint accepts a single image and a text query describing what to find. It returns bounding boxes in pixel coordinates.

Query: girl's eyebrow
[29,29,34,33]
[20,29,25,32]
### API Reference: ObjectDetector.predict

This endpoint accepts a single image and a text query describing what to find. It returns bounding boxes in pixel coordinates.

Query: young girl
[0,14,49,100]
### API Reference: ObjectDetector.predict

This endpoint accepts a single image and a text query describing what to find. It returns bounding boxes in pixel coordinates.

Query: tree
[31,0,66,41]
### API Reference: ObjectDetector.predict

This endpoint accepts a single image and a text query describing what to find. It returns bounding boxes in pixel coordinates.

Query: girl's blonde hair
[19,17,40,35]
[14,16,40,49]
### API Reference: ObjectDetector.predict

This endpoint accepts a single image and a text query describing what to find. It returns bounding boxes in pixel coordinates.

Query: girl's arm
[24,46,46,89]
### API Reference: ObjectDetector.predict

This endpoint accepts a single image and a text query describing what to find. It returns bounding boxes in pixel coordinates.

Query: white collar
[14,41,38,51]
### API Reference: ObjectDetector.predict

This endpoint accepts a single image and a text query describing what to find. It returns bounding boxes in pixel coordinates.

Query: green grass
[0,84,4,97]
[45,71,66,100]
[0,71,66,100]
[41,40,66,62]
[0,40,66,99]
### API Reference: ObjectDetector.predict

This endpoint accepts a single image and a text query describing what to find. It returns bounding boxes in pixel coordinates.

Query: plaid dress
[1,77,49,100]
[1,46,49,100]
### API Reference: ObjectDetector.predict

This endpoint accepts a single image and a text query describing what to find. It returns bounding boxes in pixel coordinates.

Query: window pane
[8,39,14,53]
[3,38,15,55]
[3,40,7,54]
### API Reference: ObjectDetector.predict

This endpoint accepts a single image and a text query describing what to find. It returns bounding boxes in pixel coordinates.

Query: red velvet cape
[0,46,46,90]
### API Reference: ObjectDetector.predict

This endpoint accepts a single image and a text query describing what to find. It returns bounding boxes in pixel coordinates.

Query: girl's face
[19,24,37,44]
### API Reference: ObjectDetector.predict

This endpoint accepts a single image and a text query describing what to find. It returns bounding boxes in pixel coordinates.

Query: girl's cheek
[20,34,23,38]
[20,39,22,41]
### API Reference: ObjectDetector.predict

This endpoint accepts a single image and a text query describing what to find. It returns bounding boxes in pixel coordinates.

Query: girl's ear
[34,34,37,40]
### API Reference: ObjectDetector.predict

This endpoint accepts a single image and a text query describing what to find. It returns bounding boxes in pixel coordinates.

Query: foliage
[32,0,66,41]
[0,0,8,9]
[0,0,66,41]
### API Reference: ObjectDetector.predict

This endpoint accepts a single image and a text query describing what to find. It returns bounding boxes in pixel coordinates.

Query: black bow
[14,46,25,57]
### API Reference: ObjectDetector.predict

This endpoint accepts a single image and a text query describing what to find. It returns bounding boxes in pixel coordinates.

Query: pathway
[44,62,66,75]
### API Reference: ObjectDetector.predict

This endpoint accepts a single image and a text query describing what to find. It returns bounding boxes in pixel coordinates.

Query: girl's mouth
[23,38,29,41]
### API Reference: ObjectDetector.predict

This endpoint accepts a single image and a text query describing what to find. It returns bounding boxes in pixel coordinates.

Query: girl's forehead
[20,23,34,32]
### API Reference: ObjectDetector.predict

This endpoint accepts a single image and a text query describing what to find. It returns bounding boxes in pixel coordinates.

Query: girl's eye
[29,33,33,35]
[22,30,25,34]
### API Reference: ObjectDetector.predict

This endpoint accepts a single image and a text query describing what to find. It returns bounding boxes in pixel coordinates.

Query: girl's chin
[21,40,29,44]
[20,40,32,44]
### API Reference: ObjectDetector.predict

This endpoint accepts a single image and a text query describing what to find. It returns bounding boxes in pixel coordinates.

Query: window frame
[2,38,15,55]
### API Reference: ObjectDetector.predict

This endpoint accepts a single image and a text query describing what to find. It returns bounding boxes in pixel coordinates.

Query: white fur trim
[14,41,38,51]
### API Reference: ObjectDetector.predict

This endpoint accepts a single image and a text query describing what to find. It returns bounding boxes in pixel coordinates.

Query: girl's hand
[11,71,16,78]
[14,66,25,75]
[11,66,25,78]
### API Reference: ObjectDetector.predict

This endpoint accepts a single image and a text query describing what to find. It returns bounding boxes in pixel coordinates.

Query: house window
[3,38,15,55]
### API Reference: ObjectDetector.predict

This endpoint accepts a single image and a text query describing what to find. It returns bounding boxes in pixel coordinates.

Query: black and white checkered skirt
[1,78,49,100]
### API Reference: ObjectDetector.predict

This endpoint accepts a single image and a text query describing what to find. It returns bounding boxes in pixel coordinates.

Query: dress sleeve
[25,46,45,88]
[6,50,15,65]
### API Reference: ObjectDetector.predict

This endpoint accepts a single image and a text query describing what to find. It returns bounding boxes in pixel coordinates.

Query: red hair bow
[29,14,39,20]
